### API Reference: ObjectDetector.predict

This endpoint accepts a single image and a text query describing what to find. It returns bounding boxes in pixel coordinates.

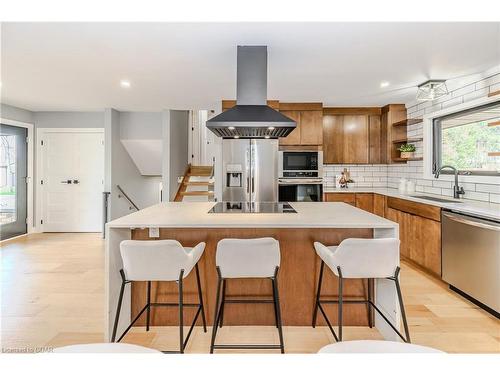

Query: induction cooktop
[208,202,297,214]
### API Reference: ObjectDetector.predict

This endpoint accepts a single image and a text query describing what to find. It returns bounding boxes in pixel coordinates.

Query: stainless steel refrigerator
[222,139,278,202]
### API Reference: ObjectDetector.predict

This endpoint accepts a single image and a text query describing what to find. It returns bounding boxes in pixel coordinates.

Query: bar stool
[53,343,162,353]
[210,237,285,353]
[312,238,410,343]
[318,340,443,353]
[111,240,207,353]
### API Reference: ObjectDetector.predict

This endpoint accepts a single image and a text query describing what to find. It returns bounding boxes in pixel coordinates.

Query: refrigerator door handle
[246,177,250,194]
[251,177,254,194]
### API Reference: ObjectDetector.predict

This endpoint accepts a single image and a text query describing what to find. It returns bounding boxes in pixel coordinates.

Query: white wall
[104,108,161,220]
[161,110,189,201]
[33,111,104,128]
[1,103,34,124]
[119,112,162,139]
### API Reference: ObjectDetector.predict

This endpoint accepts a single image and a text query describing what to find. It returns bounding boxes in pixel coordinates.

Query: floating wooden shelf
[392,118,423,127]
[488,89,500,97]
[488,152,500,157]
[488,120,500,127]
[392,137,423,144]
[392,157,424,162]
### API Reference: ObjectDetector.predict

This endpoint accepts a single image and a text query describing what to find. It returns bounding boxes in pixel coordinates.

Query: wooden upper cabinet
[368,115,383,164]
[343,115,369,163]
[323,115,344,163]
[279,110,301,145]
[300,110,323,145]
[323,114,369,163]
[279,103,323,146]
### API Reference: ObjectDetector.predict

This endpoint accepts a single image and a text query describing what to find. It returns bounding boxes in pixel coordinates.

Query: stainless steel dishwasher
[442,210,500,318]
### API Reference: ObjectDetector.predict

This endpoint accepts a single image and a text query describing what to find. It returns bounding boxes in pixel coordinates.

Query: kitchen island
[105,201,400,342]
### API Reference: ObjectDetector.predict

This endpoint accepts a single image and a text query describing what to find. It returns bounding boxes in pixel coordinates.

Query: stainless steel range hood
[206,46,296,138]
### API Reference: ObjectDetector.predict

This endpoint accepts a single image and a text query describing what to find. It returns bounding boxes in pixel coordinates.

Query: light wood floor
[1,233,499,353]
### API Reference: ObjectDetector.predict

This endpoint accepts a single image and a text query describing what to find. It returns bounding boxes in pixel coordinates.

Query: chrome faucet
[434,165,465,199]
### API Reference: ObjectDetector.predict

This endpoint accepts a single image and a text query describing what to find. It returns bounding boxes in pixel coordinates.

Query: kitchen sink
[409,195,463,203]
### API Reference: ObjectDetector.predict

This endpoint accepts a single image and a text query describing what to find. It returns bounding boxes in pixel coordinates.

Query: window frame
[432,100,500,177]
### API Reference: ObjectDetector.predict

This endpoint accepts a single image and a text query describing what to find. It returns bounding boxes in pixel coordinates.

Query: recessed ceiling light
[380,81,390,88]
[228,126,235,130]
[268,126,275,130]
[120,80,131,88]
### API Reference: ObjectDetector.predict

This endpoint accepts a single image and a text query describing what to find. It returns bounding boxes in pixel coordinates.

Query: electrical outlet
[149,227,160,238]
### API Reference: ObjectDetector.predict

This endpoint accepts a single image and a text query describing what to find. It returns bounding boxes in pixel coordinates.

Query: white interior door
[41,130,104,232]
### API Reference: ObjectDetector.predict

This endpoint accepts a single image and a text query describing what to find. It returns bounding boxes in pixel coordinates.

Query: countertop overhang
[105,201,398,229]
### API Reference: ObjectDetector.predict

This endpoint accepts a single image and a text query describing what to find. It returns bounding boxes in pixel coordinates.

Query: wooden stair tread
[183,181,214,186]
[180,191,214,196]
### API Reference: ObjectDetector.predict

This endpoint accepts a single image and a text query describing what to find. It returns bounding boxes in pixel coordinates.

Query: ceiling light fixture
[416,80,448,101]
[120,80,131,88]
[380,81,390,88]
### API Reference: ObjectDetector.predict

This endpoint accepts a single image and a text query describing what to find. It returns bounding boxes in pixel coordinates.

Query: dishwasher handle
[443,212,500,232]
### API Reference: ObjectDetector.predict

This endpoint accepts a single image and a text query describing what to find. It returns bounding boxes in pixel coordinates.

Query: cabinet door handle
[61,180,72,184]
[73,180,80,184]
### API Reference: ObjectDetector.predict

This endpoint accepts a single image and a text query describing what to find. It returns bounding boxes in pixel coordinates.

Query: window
[433,101,500,176]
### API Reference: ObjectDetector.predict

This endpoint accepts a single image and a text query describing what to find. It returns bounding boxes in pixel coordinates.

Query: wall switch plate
[149,227,160,238]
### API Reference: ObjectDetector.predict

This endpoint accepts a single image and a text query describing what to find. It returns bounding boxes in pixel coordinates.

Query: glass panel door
[0,124,28,240]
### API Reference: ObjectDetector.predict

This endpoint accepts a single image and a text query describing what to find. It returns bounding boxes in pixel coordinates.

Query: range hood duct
[206,46,296,138]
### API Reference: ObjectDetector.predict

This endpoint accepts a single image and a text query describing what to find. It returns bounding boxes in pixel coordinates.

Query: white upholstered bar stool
[53,343,162,353]
[112,240,207,353]
[318,340,443,353]
[210,237,285,353]
[312,238,410,343]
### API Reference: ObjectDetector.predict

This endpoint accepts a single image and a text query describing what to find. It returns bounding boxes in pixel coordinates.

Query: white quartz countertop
[324,187,500,221]
[106,201,398,229]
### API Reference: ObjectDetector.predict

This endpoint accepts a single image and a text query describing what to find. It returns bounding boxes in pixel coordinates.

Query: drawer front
[387,197,441,222]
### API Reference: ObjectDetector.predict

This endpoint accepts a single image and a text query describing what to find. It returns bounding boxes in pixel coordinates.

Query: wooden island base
[130,227,374,327]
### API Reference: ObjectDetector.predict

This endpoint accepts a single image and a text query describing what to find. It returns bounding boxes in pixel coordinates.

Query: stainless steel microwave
[278,151,323,178]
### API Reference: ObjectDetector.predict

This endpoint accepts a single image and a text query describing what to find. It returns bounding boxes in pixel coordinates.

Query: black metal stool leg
[178,269,185,353]
[272,267,285,354]
[367,278,373,328]
[312,261,325,328]
[394,267,411,343]
[195,264,207,332]
[111,269,126,342]
[146,281,151,331]
[337,266,343,342]
[272,278,279,329]
[219,280,226,328]
[210,267,223,354]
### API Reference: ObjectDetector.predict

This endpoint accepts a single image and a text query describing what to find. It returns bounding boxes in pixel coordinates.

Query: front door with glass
[0,124,28,240]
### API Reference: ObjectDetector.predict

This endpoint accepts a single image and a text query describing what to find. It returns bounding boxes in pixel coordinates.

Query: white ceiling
[1,22,499,112]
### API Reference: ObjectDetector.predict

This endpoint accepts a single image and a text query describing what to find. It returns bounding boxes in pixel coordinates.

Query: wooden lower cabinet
[355,193,374,213]
[373,193,385,217]
[325,192,356,205]
[324,192,442,277]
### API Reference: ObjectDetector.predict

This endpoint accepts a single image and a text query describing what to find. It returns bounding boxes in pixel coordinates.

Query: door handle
[61,180,72,184]
[73,180,80,184]
[246,177,249,193]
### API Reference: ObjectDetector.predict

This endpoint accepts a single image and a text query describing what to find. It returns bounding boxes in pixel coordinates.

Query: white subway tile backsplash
[475,184,500,194]
[464,191,490,202]
[424,186,442,195]
[489,194,500,204]
[433,180,452,188]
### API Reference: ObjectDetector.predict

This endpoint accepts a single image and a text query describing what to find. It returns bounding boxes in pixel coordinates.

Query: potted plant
[397,143,416,159]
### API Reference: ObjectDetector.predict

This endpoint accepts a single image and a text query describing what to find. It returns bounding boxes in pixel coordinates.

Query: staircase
[174,165,215,202]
